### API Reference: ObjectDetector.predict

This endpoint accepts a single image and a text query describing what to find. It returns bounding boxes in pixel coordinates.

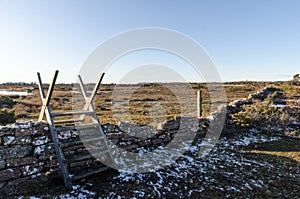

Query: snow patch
[34,145,45,155]
[4,136,15,145]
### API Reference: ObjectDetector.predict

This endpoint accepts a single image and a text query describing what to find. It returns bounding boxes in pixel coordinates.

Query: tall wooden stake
[197,90,203,118]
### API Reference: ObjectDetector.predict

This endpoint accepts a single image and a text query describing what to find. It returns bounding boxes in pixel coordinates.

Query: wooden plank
[37,72,46,122]
[70,166,109,181]
[66,149,109,163]
[51,110,94,117]
[89,73,105,106]
[197,90,203,118]
[45,70,59,108]
[56,124,99,132]
[54,118,84,124]
[61,136,105,148]
[37,70,59,121]
[45,106,72,189]
[61,138,83,148]
[78,75,88,100]
[37,72,46,99]
[66,153,94,163]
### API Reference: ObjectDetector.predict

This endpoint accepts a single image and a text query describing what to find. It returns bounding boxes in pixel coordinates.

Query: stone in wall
[0,145,32,159]
[0,160,5,170]
[157,120,180,131]
[119,122,156,138]
[0,168,22,182]
[227,87,276,115]
[6,157,38,167]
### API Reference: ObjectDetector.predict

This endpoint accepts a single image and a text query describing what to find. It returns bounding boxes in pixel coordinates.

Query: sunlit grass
[244,150,300,163]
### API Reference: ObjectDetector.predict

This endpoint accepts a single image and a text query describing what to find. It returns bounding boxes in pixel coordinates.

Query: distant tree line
[0,82,37,86]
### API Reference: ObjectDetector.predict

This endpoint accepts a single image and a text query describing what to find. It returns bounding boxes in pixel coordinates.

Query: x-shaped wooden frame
[37,70,59,122]
[77,73,105,114]
[37,70,105,123]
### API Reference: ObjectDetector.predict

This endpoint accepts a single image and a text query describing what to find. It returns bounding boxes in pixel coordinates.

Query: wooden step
[66,149,110,163]
[56,124,99,132]
[66,153,94,163]
[54,118,84,124]
[51,110,95,117]
[70,166,109,181]
[61,136,105,148]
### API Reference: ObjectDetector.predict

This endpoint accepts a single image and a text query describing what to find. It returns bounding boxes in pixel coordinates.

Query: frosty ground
[19,128,298,199]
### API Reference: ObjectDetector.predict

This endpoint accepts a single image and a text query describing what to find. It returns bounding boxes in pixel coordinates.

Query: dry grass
[245,150,300,163]
[0,81,287,124]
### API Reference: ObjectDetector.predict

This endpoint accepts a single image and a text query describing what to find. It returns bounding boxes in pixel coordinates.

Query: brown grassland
[0,80,299,198]
[0,81,272,124]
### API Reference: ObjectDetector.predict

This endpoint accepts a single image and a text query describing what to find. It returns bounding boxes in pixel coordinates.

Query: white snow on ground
[53,185,96,199]
[21,129,294,198]
[18,197,40,199]
[106,130,285,198]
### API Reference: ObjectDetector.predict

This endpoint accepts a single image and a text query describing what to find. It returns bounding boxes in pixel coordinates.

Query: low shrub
[0,96,15,108]
[0,109,16,125]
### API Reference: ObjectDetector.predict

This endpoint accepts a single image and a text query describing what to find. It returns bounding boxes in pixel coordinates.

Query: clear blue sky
[0,0,299,83]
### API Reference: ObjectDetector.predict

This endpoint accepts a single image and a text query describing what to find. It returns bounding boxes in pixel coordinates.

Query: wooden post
[197,90,202,118]
[37,70,59,121]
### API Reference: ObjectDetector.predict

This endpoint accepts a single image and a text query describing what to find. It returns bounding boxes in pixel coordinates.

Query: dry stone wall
[0,118,208,197]
[227,86,276,114]
[0,86,275,197]
[0,122,54,196]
